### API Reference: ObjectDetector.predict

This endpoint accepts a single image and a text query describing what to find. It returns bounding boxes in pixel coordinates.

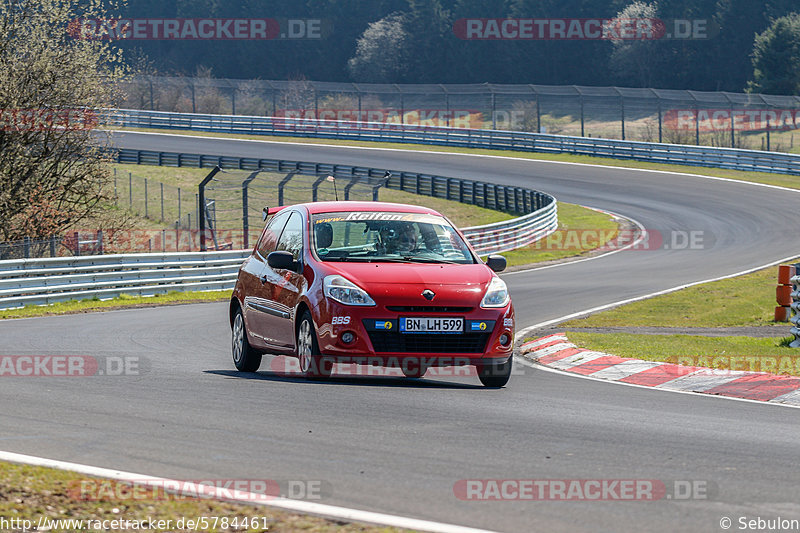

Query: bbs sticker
[332,316,351,325]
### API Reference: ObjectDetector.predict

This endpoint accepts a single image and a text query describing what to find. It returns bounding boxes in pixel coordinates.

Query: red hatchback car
[229,201,515,387]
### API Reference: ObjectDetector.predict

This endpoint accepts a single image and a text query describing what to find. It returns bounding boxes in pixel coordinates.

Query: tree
[607,1,662,87]
[0,0,126,242]
[347,12,410,82]
[749,12,800,95]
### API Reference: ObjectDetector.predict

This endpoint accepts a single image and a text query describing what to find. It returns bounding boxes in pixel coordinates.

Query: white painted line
[525,359,800,410]
[549,351,610,370]
[504,208,648,276]
[112,130,800,195]
[515,253,800,340]
[0,451,496,533]
[590,360,664,381]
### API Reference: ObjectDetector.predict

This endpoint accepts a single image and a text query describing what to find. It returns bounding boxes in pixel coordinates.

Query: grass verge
[113,127,800,191]
[565,331,800,376]
[0,291,231,320]
[503,203,619,267]
[111,163,513,229]
[0,461,412,533]
[551,263,800,376]
[561,265,787,328]
[1,201,618,320]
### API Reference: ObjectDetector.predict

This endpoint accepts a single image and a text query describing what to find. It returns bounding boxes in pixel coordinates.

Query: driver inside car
[379,222,418,254]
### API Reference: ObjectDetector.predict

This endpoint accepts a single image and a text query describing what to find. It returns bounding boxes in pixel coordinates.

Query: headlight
[481,276,510,308]
[324,275,376,306]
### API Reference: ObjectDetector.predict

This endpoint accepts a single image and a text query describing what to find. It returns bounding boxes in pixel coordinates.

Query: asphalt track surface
[1,131,800,532]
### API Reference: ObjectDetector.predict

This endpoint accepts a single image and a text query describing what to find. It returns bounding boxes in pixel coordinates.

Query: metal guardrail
[0,150,558,308]
[109,109,800,176]
[0,250,249,309]
[112,148,559,255]
[792,273,800,348]
[462,203,558,255]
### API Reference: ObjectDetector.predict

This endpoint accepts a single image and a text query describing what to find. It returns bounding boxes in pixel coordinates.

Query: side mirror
[262,206,270,221]
[485,255,507,273]
[267,251,300,272]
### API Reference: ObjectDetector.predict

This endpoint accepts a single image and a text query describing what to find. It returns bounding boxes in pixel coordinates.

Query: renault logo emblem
[422,289,435,301]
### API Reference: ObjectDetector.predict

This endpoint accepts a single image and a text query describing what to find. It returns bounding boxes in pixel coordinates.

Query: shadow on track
[203,369,485,390]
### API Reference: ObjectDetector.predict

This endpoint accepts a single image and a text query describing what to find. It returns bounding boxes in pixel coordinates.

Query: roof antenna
[327,174,338,201]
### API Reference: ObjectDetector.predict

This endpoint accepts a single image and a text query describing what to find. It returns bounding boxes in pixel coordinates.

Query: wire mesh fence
[0,233,104,261]
[119,76,800,152]
[1,166,386,258]
[111,168,198,230]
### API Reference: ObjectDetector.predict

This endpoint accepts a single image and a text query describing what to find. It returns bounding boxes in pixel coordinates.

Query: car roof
[300,201,444,217]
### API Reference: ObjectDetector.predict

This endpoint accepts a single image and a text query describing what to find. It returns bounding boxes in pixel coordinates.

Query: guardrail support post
[198,166,221,252]
[278,170,299,206]
[242,170,262,249]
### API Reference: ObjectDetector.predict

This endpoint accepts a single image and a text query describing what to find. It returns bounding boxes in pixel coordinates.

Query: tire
[401,360,427,378]
[296,310,332,379]
[477,357,512,388]
[232,307,262,372]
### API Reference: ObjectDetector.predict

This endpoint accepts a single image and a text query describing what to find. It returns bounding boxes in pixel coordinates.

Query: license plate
[400,317,463,334]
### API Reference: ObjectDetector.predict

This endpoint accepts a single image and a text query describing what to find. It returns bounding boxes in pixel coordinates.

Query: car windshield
[311,211,476,264]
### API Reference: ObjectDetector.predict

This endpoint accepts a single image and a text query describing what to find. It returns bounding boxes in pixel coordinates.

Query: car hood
[324,262,494,307]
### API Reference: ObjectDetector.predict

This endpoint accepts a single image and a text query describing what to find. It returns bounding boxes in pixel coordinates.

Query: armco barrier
[109,109,800,176]
[111,148,559,256]
[0,250,249,309]
[792,271,800,348]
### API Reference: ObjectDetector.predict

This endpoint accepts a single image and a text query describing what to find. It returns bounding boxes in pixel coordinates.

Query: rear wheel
[297,311,332,379]
[232,308,261,372]
[478,357,512,388]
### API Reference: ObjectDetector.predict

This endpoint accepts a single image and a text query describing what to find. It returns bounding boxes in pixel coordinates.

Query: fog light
[341,331,355,344]
[499,333,511,346]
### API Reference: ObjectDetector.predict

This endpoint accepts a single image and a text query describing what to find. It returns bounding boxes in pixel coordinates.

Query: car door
[262,210,307,348]
[243,210,291,349]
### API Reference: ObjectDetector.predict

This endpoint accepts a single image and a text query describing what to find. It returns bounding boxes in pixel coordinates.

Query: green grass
[113,127,800,191]
[562,265,789,328]
[0,461,411,533]
[111,163,513,229]
[2,202,617,320]
[565,331,800,376]
[503,203,619,267]
[552,263,800,376]
[0,291,232,320]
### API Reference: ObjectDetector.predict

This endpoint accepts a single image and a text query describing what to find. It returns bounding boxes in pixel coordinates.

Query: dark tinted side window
[275,212,304,261]
[257,211,290,258]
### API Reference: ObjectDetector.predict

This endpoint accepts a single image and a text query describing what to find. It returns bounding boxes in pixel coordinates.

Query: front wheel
[401,360,427,378]
[297,311,332,379]
[477,357,512,388]
[232,308,261,372]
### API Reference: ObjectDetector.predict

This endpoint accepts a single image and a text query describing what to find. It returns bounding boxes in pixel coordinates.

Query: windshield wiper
[322,256,374,262]
[401,256,465,264]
